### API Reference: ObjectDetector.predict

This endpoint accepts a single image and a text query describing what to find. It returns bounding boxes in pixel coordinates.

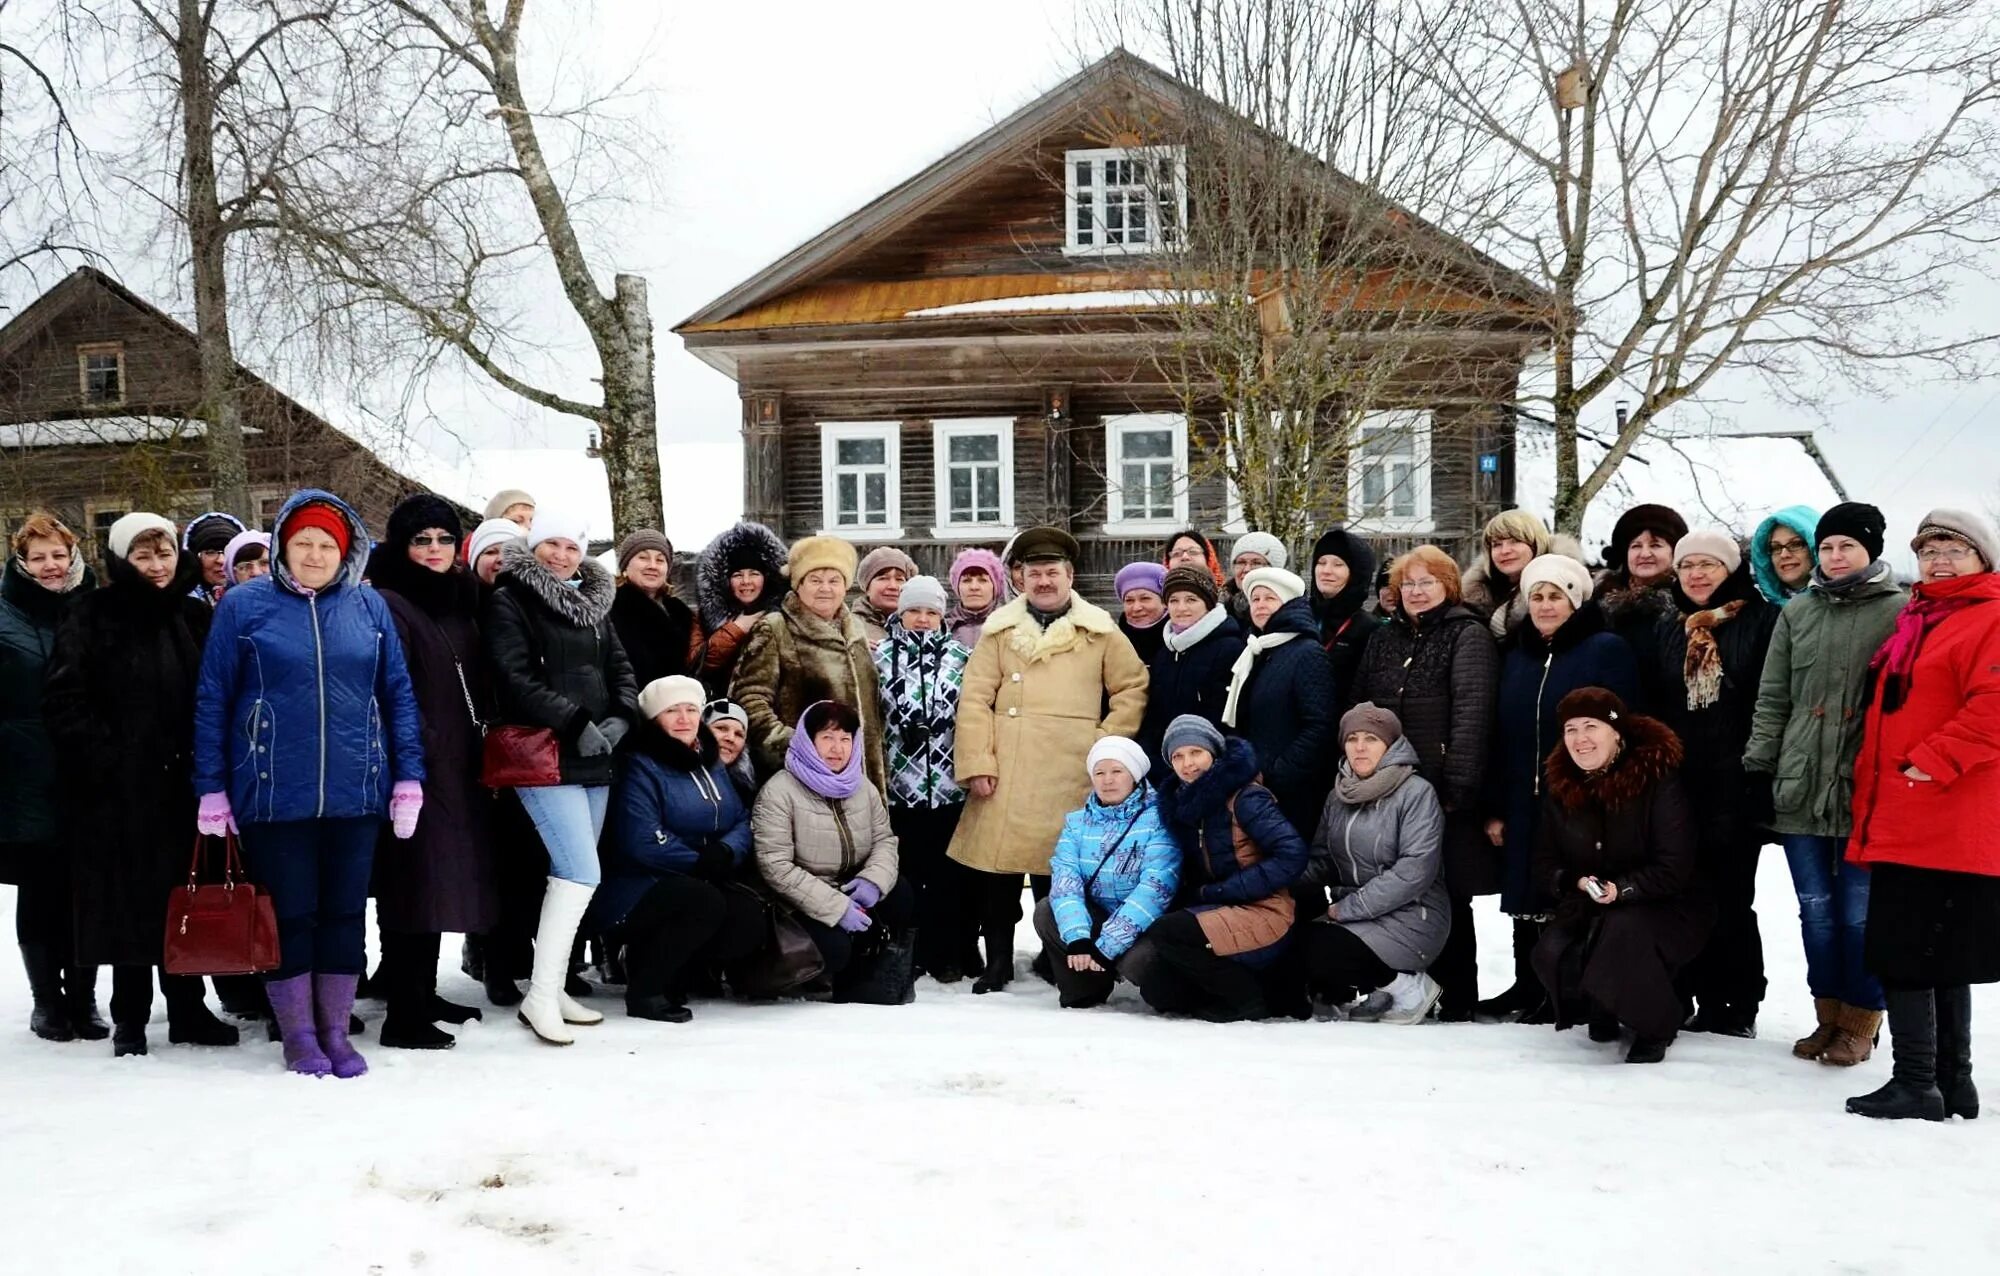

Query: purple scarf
[784,705,864,799]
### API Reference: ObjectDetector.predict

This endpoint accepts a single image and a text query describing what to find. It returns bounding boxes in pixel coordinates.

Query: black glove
[690,842,733,881]
[1743,772,1775,828]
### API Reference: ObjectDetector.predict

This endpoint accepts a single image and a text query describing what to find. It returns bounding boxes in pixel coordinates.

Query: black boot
[109,967,150,1057]
[1685,1002,1758,1038]
[19,943,74,1041]
[1848,988,1946,1120]
[380,933,457,1050]
[1588,1011,1622,1043]
[626,993,693,1023]
[163,975,240,1047]
[460,934,486,980]
[213,974,269,1019]
[1626,1033,1674,1064]
[113,1022,148,1057]
[66,966,110,1041]
[1475,920,1550,1023]
[972,929,1014,995]
[1936,984,1979,1120]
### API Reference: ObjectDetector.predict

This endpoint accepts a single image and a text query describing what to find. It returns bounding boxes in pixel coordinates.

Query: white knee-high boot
[519,878,601,1044]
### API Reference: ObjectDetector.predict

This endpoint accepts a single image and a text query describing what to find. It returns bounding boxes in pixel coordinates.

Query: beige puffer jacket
[752,769,900,925]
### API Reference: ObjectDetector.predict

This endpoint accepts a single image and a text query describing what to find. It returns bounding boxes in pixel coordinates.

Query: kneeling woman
[1033,736,1179,1008]
[1532,688,1711,1064]
[752,702,912,993]
[1139,715,1308,1022]
[1298,703,1449,1024]
[592,676,766,1022]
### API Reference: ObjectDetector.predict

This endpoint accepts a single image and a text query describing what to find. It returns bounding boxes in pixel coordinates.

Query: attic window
[1064,147,1184,255]
[78,343,124,406]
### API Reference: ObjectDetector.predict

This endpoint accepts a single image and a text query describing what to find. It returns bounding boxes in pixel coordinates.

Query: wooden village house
[0,267,466,563]
[677,50,1554,593]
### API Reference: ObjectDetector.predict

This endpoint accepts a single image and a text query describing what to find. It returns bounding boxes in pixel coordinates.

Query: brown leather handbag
[480,725,562,788]
[163,834,281,976]
[731,900,827,999]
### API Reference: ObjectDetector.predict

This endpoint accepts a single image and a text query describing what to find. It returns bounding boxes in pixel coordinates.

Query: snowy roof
[906,290,1173,318]
[0,416,262,448]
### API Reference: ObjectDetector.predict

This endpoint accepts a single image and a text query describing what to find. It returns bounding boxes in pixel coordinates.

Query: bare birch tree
[258,0,665,534]
[1404,0,2000,534]
[1093,0,1545,548]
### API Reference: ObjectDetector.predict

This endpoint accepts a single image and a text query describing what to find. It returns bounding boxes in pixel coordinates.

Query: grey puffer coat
[1300,736,1451,971]
[751,769,900,926]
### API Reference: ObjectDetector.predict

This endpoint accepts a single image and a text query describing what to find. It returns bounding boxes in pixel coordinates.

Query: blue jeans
[515,785,609,886]
[1782,833,1883,1010]
[239,817,379,979]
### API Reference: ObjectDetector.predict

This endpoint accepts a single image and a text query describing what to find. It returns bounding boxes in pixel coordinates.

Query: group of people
[1,483,1993,1123]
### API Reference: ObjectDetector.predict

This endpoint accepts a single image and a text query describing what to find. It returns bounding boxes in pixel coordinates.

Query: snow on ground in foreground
[4,851,1996,1276]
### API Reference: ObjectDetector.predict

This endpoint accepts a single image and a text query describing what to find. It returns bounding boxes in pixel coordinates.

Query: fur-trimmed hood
[497,537,615,628]
[1544,712,1683,811]
[979,592,1118,664]
[696,520,788,630]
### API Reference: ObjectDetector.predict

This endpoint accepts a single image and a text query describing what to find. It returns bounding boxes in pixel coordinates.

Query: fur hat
[1607,504,1689,568]
[483,489,535,520]
[896,574,948,616]
[1911,507,2000,570]
[1231,531,1288,570]
[386,494,463,551]
[1162,714,1225,760]
[466,518,525,567]
[617,529,674,573]
[1161,564,1219,608]
[1115,561,1167,600]
[1086,735,1152,785]
[1338,701,1403,744]
[637,674,706,721]
[107,512,177,561]
[1520,553,1595,610]
[1814,502,1886,561]
[856,545,917,589]
[1241,566,1306,605]
[1556,685,1628,730]
[1674,528,1743,575]
[528,509,588,554]
[786,535,858,588]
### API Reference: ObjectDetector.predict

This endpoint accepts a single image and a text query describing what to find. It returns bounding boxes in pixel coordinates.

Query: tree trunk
[175,0,251,523]
[598,273,662,536]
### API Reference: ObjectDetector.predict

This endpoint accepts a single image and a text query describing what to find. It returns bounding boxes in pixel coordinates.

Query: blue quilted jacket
[193,490,424,824]
[1048,782,1180,961]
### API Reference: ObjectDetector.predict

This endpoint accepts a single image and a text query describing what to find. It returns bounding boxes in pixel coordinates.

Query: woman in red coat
[1845,508,2000,1121]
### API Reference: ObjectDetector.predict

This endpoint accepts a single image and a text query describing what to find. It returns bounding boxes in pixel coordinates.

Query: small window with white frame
[1065,147,1186,256]
[78,343,124,406]
[819,422,902,536]
[930,418,1014,538]
[1104,413,1187,532]
[1346,409,1433,532]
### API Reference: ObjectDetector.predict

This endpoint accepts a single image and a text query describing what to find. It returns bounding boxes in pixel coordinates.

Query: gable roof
[677,48,1550,335]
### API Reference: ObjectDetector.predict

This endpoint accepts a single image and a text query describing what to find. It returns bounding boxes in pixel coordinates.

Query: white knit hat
[1674,528,1742,575]
[1086,735,1151,785]
[466,517,525,566]
[1520,554,1595,610]
[1242,565,1306,605]
[528,509,588,553]
[1231,531,1289,570]
[896,574,948,616]
[638,674,707,721]
[107,513,177,561]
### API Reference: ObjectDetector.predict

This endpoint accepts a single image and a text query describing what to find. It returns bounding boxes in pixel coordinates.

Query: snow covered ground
[3,850,1995,1276]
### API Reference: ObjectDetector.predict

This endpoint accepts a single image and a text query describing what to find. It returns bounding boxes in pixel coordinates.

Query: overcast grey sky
[9,0,1994,554]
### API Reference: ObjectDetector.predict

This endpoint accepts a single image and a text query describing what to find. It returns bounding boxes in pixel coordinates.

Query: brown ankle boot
[1793,997,1841,1060]
[1821,1003,1884,1068]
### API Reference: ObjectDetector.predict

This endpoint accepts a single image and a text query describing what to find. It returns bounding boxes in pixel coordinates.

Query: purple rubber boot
[314,973,368,1078]
[266,974,331,1077]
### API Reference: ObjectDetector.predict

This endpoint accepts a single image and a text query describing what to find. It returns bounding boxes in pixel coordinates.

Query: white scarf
[1221,629,1300,727]
[1163,604,1228,653]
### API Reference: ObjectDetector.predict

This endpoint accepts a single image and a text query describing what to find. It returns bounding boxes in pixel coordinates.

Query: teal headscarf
[1748,504,1822,604]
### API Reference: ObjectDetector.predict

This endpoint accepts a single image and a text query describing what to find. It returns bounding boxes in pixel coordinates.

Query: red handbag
[480,724,563,788]
[163,834,281,976]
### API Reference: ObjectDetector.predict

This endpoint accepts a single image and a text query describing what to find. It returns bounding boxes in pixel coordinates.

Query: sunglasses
[409,533,458,548]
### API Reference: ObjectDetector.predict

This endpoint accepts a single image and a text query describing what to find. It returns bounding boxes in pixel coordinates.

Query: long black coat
[0,556,91,865]
[1532,715,1714,1038]
[1305,525,1381,699]
[1226,597,1336,835]
[1645,567,1778,847]
[368,551,500,935]
[43,556,211,966]
[484,541,639,788]
[610,582,703,693]
[1347,602,1500,893]
[1137,612,1245,787]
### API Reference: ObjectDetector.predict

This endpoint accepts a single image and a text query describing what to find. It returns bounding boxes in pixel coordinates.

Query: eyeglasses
[1919,544,1979,564]
[1768,540,1809,556]
[409,534,458,548]
[1399,578,1441,593]
[197,548,225,558]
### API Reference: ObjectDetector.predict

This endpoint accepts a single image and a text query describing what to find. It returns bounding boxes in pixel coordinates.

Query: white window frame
[928,418,1016,540]
[818,421,903,538]
[1103,413,1188,535]
[1063,146,1187,257]
[1345,409,1433,534]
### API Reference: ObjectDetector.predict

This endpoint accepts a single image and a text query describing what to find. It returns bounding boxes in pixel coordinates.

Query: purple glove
[840,878,883,909]
[196,792,236,837]
[837,903,873,933]
[390,780,423,840]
